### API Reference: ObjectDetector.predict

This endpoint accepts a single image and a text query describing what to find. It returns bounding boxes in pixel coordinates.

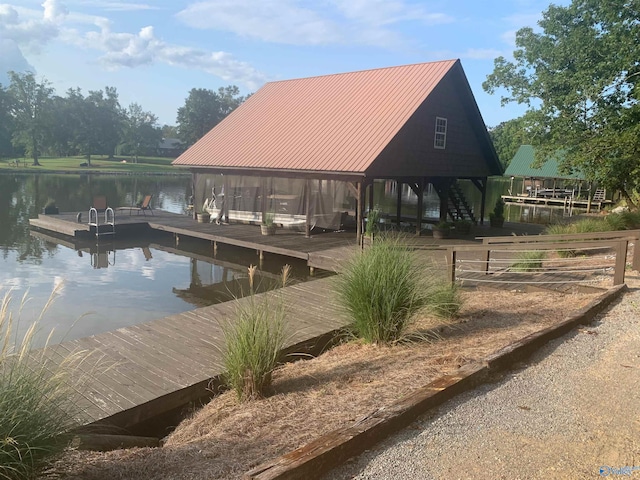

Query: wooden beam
[478,177,487,225]
[305,180,311,238]
[356,182,364,241]
[416,178,424,235]
[396,181,402,226]
[368,181,375,213]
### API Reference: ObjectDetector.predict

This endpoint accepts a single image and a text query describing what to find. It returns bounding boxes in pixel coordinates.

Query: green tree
[483,0,640,209]
[8,71,54,166]
[0,85,16,158]
[161,124,179,138]
[86,87,124,159]
[122,103,162,162]
[488,117,529,168]
[177,85,246,147]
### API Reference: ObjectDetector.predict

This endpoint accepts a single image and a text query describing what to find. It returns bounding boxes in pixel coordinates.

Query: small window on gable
[434,117,447,149]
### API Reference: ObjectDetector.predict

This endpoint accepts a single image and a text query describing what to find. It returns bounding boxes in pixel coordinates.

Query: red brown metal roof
[173,60,459,174]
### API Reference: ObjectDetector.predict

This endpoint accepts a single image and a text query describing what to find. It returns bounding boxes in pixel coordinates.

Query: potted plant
[365,209,381,238]
[42,198,59,215]
[454,218,472,235]
[432,220,451,240]
[261,212,276,235]
[489,198,505,228]
[196,210,211,223]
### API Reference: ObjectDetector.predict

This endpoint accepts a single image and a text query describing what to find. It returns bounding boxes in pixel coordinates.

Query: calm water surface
[0,174,317,346]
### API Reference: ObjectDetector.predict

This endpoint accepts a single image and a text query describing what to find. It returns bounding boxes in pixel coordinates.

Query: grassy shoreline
[0,156,189,175]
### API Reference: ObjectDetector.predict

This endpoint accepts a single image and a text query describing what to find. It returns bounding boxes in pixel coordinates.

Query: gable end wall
[366,68,496,179]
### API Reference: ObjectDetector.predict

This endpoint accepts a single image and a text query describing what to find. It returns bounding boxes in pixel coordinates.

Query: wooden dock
[40,276,347,432]
[28,212,559,433]
[30,211,359,272]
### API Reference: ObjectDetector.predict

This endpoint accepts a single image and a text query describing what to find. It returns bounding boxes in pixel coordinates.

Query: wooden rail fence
[443,230,640,287]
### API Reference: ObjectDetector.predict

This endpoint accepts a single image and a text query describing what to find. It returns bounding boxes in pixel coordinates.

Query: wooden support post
[191,172,197,220]
[223,175,229,223]
[261,177,267,223]
[479,178,487,225]
[416,179,424,236]
[485,249,491,274]
[356,182,364,242]
[633,235,640,271]
[447,248,456,284]
[309,266,315,276]
[305,179,311,238]
[368,181,374,213]
[213,241,217,256]
[396,181,402,226]
[613,240,628,285]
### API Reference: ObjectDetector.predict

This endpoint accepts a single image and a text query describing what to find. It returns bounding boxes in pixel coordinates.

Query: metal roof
[173,60,461,174]
[504,145,584,180]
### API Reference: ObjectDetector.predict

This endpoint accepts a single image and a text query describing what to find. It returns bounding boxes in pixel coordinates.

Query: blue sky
[0,0,563,128]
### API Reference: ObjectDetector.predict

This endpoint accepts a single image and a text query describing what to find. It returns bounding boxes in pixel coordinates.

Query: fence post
[613,240,628,286]
[633,233,640,271]
[447,248,456,284]
[484,249,491,275]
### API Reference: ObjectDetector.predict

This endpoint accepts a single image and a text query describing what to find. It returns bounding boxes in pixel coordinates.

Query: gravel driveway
[329,284,640,480]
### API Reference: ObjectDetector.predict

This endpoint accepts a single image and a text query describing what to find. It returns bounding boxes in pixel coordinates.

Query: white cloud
[176,0,341,45]
[0,0,267,89]
[74,1,161,12]
[80,23,267,88]
[176,0,453,47]
[0,38,36,81]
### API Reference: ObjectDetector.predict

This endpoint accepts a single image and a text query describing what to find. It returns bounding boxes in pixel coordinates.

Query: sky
[0,0,565,129]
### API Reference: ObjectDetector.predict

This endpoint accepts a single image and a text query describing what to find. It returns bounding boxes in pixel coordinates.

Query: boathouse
[503,145,598,201]
[173,59,502,237]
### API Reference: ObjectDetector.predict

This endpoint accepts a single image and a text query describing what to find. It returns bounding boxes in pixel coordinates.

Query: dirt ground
[43,284,606,480]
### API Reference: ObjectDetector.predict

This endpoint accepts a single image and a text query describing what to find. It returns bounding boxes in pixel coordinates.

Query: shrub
[335,235,428,344]
[424,280,462,319]
[365,209,381,237]
[221,265,289,402]
[510,250,546,272]
[1,289,85,480]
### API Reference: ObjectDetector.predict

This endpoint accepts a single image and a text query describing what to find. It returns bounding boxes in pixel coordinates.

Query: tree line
[0,71,247,166]
[484,0,640,209]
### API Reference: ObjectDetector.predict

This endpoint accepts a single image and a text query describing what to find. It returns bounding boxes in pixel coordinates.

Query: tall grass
[335,235,460,344]
[1,288,86,480]
[510,250,546,272]
[221,265,289,402]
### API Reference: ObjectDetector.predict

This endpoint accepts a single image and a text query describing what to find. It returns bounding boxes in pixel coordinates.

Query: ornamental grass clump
[1,288,86,480]
[221,265,289,402]
[510,250,546,272]
[424,280,461,319]
[335,235,428,344]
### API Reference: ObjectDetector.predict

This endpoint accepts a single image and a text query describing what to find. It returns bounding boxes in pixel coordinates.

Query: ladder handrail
[88,207,116,237]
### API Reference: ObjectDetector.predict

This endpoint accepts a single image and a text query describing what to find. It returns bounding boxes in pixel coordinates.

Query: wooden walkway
[30,211,360,271]
[40,276,346,431]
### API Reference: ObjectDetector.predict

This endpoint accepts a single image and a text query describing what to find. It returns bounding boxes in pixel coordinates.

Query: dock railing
[441,230,640,287]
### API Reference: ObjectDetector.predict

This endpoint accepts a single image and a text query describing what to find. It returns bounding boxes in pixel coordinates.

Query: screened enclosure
[194,174,357,231]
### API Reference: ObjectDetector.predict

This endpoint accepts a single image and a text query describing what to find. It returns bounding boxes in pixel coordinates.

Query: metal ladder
[89,207,115,238]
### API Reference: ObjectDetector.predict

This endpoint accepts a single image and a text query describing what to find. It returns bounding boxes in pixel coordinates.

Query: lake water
[0,174,581,346]
[0,174,318,346]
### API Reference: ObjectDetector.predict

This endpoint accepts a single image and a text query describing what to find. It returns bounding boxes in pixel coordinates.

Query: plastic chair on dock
[117,194,154,216]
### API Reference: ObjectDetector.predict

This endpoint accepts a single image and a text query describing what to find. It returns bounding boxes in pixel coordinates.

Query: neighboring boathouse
[173,59,502,237]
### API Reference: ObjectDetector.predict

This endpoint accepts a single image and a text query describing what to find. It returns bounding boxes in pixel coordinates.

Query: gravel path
[329,285,640,480]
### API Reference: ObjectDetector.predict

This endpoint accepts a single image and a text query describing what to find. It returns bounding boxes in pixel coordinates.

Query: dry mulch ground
[45,287,602,480]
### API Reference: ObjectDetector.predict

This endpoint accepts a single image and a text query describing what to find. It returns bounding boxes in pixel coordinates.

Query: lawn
[0,156,186,174]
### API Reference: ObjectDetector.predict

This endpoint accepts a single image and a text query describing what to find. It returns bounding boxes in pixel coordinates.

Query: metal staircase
[433,180,476,223]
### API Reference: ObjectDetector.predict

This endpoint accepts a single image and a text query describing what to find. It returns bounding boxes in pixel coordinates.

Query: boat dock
[29,210,359,272]
[42,276,346,433]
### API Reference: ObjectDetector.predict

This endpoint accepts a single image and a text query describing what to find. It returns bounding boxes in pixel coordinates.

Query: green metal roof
[504,145,584,180]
